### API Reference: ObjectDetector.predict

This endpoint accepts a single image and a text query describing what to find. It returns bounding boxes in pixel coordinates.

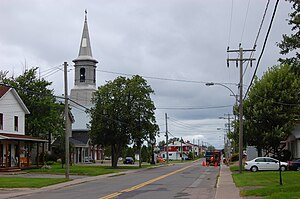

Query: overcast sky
[0,0,293,148]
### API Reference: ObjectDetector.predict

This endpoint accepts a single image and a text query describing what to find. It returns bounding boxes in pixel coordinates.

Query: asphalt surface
[0,162,240,199]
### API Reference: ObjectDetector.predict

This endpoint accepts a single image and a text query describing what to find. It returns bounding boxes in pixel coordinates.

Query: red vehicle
[205,150,221,166]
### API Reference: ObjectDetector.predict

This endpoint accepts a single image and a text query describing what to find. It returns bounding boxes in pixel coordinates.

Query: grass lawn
[0,177,69,188]
[26,163,153,176]
[232,170,300,199]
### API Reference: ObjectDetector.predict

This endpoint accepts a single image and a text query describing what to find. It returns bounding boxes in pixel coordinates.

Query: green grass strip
[0,177,69,188]
[232,171,300,198]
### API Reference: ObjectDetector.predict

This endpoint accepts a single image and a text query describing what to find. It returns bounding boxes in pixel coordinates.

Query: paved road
[2,161,219,199]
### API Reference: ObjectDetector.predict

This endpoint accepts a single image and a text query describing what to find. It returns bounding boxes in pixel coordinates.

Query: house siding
[0,91,25,135]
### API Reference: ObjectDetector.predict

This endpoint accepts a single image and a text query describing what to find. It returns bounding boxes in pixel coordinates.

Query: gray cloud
[0,0,292,148]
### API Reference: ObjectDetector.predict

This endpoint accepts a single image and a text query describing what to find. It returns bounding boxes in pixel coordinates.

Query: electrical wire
[97,69,236,86]
[156,105,233,110]
[240,0,251,43]
[228,0,234,46]
[243,0,271,76]
[244,0,280,99]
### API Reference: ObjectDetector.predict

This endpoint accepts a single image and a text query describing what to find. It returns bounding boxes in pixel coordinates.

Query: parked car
[84,156,93,163]
[288,158,300,171]
[244,157,288,172]
[123,157,134,164]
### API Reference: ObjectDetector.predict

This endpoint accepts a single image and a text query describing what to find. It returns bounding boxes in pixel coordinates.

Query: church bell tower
[70,11,98,106]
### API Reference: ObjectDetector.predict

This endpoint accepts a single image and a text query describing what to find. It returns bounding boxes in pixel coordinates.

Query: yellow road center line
[99,164,194,199]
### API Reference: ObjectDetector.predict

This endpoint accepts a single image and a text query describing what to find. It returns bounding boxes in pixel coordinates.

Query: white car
[244,157,288,172]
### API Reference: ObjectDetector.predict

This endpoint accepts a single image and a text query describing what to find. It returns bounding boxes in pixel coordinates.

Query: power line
[244,0,280,99]
[156,105,233,110]
[243,0,271,76]
[228,0,234,46]
[97,69,236,85]
[240,0,251,43]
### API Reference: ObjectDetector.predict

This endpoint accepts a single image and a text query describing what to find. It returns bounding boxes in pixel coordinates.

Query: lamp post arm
[214,83,236,97]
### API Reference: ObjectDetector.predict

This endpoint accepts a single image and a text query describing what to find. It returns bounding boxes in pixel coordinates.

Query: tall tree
[89,75,158,168]
[278,0,300,73]
[127,75,159,167]
[244,64,300,156]
[3,68,65,139]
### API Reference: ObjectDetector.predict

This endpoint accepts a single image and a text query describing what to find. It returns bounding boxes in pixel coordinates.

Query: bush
[45,152,59,162]
[231,153,239,162]
[46,161,55,165]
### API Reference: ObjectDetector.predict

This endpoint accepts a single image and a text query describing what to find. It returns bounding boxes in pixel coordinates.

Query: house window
[14,116,18,132]
[80,68,85,82]
[0,113,3,130]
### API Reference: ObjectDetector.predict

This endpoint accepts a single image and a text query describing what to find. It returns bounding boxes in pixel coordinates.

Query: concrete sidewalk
[215,164,241,199]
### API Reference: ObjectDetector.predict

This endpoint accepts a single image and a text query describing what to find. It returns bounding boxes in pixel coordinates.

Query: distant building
[159,140,200,160]
[285,123,300,159]
[69,12,102,163]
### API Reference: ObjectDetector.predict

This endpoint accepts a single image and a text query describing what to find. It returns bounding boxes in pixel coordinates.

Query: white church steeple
[70,10,98,106]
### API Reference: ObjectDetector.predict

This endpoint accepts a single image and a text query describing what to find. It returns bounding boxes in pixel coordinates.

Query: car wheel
[280,166,286,171]
[250,166,258,172]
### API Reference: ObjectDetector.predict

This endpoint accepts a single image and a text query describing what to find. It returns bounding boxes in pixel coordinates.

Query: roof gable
[0,86,10,97]
[0,86,30,114]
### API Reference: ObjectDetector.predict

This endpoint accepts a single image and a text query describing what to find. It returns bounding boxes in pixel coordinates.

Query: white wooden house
[0,85,47,171]
[285,123,300,159]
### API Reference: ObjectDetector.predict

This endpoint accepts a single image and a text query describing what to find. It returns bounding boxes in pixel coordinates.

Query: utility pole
[181,137,183,162]
[165,113,169,164]
[219,113,233,161]
[227,46,255,173]
[64,61,70,179]
[192,138,195,160]
[226,113,232,162]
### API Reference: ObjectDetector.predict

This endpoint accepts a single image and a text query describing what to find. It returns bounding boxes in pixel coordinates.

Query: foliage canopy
[243,64,300,156]
[89,75,158,167]
[3,68,65,139]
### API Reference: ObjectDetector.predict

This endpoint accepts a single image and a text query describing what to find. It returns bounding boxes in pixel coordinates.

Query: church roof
[73,10,98,63]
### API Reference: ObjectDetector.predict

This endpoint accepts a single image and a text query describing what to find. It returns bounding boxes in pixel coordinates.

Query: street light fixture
[206,82,243,172]
[205,82,237,99]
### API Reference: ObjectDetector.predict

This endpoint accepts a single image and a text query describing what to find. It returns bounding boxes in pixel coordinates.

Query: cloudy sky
[0,0,293,148]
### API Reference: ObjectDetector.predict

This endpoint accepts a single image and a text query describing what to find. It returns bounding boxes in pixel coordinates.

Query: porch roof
[0,133,47,142]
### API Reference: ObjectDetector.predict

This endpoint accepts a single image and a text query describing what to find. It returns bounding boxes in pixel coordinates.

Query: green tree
[278,0,300,73]
[89,75,158,168]
[244,64,300,156]
[168,137,179,144]
[141,145,149,162]
[158,140,166,147]
[3,68,65,140]
[126,76,159,167]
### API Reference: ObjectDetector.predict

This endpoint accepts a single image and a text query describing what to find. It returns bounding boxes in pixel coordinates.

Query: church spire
[71,10,98,106]
[74,10,97,62]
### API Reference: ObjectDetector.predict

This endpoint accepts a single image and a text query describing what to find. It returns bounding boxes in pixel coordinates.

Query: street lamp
[206,82,243,172]
[205,82,237,101]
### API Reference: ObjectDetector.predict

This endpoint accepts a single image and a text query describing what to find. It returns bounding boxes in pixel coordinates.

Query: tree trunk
[111,145,118,168]
[257,147,262,157]
[139,145,142,168]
